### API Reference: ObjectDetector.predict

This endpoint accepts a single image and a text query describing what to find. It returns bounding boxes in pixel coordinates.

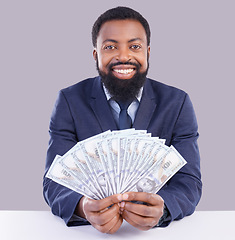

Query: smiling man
[43,6,202,234]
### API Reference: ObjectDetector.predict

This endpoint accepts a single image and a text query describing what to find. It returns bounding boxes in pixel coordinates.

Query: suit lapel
[133,79,157,130]
[90,77,118,131]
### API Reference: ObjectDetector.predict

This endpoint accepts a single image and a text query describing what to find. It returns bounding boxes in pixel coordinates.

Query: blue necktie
[116,100,133,129]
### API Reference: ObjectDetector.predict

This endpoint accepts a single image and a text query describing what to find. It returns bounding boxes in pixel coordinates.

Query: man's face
[93,19,150,101]
[94,19,150,79]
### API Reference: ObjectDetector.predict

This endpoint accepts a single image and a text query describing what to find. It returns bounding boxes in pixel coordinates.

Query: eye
[130,44,142,50]
[104,45,116,50]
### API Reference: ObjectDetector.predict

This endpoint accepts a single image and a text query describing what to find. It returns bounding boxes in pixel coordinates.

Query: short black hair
[92,6,151,47]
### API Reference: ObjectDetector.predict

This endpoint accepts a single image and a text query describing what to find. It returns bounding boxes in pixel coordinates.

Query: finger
[88,203,120,226]
[92,212,121,234]
[123,192,164,206]
[123,209,158,227]
[84,194,122,212]
[122,210,152,231]
[124,201,161,218]
[107,215,123,234]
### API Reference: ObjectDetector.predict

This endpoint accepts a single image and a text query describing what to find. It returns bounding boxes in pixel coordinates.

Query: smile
[113,69,134,74]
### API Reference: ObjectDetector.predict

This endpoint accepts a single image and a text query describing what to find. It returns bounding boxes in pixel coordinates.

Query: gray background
[0,0,234,211]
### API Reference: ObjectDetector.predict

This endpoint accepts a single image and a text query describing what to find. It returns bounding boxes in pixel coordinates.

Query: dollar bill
[46,155,99,199]
[78,131,112,198]
[124,146,187,193]
[121,138,159,191]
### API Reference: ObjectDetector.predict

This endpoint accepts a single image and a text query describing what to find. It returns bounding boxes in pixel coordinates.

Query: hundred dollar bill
[79,131,112,198]
[72,144,107,199]
[118,133,151,191]
[57,132,111,199]
[46,155,99,199]
[96,139,115,196]
[121,138,159,190]
[122,143,169,192]
[106,137,119,194]
[121,137,138,188]
[119,137,134,189]
[117,136,128,192]
[124,146,187,193]
[120,136,153,190]
[132,139,169,176]
[105,129,139,186]
[58,150,103,200]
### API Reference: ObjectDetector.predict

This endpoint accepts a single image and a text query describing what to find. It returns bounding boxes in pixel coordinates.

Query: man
[43,6,202,234]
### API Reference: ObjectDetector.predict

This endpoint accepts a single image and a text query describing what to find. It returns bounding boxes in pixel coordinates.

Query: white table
[0,211,234,240]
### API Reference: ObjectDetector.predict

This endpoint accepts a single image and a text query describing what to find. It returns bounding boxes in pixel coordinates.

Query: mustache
[108,61,140,70]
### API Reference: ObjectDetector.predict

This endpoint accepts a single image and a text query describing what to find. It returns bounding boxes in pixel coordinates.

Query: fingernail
[123,193,128,200]
[117,194,123,201]
[120,201,125,208]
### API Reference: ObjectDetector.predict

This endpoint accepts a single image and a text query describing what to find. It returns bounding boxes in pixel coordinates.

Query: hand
[120,192,164,231]
[75,194,123,234]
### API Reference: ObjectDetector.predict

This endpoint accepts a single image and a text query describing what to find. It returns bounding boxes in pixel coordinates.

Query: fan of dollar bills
[46,129,187,200]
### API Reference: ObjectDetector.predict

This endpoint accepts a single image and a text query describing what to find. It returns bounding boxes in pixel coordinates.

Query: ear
[93,49,97,61]
[147,46,150,57]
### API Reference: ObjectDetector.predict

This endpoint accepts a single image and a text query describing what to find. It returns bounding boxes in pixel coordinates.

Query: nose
[115,46,131,62]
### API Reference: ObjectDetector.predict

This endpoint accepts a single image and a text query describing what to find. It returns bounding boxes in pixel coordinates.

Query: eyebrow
[102,39,118,44]
[128,38,143,43]
[102,38,143,44]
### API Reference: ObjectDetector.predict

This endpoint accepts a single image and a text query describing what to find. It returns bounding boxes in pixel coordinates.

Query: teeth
[113,69,134,74]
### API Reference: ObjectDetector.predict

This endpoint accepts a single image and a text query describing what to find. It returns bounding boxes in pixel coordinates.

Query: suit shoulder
[61,77,97,94]
[147,78,187,98]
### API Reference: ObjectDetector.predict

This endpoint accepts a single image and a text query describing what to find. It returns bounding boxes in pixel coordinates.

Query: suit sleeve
[157,93,202,226]
[43,90,90,226]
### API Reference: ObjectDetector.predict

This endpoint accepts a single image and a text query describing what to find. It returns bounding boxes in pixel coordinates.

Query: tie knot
[116,99,133,110]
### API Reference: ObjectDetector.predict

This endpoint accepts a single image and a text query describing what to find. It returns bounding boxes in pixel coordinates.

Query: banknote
[128,139,169,181]
[46,129,187,199]
[120,138,161,191]
[123,146,187,193]
[78,131,112,198]
[46,155,99,199]
[59,148,104,199]
[120,137,162,190]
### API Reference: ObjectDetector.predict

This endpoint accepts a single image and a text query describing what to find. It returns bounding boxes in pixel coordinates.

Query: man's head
[92,7,151,102]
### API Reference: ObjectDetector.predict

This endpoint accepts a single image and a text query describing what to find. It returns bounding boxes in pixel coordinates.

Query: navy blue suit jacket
[43,76,202,227]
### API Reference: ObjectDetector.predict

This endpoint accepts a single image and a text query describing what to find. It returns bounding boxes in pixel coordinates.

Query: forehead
[97,19,147,44]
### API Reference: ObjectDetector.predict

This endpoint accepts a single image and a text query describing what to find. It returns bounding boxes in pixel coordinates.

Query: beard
[97,59,149,102]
